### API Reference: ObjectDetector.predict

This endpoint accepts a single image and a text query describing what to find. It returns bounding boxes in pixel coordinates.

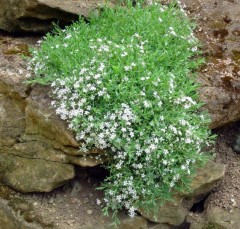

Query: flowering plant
[28,1,214,221]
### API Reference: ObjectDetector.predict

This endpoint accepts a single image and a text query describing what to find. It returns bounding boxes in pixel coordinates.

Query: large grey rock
[0,0,113,33]
[140,161,226,226]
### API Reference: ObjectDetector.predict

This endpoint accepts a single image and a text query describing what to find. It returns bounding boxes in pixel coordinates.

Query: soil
[207,122,240,212]
[1,0,240,228]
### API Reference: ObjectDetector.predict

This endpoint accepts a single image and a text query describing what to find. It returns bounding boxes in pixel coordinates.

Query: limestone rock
[151,223,173,229]
[207,206,240,229]
[140,161,226,226]
[180,0,240,129]
[0,154,75,192]
[183,161,226,197]
[0,199,38,229]
[0,94,25,146]
[117,216,148,229]
[25,85,80,148]
[81,216,147,229]
[0,66,104,192]
[0,0,113,33]
[187,213,208,229]
[140,195,187,226]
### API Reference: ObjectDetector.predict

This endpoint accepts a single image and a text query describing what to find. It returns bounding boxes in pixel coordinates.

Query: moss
[3,44,31,56]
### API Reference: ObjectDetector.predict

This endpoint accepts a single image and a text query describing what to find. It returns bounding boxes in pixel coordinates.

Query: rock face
[0,36,105,192]
[0,199,38,229]
[207,206,240,229]
[0,69,104,192]
[180,0,240,129]
[140,161,226,226]
[0,0,113,33]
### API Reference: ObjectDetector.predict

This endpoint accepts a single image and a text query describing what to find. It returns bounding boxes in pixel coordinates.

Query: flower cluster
[28,2,213,220]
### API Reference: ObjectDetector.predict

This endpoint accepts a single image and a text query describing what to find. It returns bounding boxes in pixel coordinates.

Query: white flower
[121,51,128,57]
[163,149,169,155]
[143,100,151,108]
[64,34,72,39]
[96,199,101,205]
[124,66,131,71]
[128,206,136,218]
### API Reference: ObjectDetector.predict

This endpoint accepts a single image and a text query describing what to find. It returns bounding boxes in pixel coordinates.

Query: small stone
[70,198,78,204]
[66,219,75,226]
[48,198,54,204]
[87,210,93,215]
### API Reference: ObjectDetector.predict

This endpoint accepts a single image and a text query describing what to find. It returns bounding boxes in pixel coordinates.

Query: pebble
[66,219,75,226]
[87,210,93,215]
[70,198,78,204]
[48,198,54,204]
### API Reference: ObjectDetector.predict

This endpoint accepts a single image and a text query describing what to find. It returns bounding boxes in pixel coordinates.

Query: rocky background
[0,0,240,228]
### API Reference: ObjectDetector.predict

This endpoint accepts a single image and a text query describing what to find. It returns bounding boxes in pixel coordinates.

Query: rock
[151,223,173,229]
[0,153,75,192]
[180,0,240,129]
[140,161,226,226]
[104,216,148,229]
[0,63,105,192]
[25,85,80,148]
[207,206,240,229]
[140,195,188,226]
[117,216,148,229]
[87,210,92,215]
[0,199,38,229]
[199,86,240,129]
[183,161,226,197]
[187,213,208,229]
[0,0,114,33]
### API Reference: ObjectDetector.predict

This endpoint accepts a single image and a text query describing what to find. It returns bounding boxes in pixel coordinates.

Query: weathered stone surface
[151,223,173,229]
[117,216,148,229]
[0,60,105,192]
[187,213,208,229]
[183,161,226,197]
[180,0,240,129]
[140,161,226,226]
[207,206,240,229]
[140,195,187,226]
[25,85,80,148]
[79,216,147,229]
[0,199,38,229]
[0,154,75,192]
[0,94,25,146]
[0,0,113,33]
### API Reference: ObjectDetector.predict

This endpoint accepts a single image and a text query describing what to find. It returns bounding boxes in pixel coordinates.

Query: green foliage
[28,1,214,220]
